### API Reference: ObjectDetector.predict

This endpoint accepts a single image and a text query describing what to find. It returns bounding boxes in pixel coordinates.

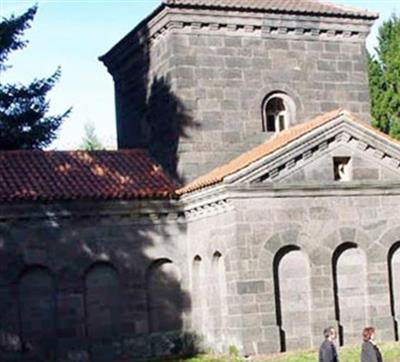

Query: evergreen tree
[0,6,70,150]
[368,13,400,139]
[80,121,104,151]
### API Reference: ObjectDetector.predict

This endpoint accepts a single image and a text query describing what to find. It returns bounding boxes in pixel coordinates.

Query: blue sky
[0,0,398,149]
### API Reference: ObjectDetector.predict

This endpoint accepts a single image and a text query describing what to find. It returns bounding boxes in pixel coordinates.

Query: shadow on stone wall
[106,15,199,185]
[146,76,197,182]
[0,197,197,362]
[0,10,202,362]
[0,173,196,361]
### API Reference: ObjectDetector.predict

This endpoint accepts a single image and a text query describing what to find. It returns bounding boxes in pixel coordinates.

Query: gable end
[230,119,400,185]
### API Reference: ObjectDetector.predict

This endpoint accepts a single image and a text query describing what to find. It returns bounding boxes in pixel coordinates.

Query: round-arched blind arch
[333,243,368,346]
[18,266,57,361]
[273,246,312,352]
[85,262,121,343]
[191,255,204,333]
[208,251,226,344]
[262,92,296,133]
[147,259,183,333]
[389,242,400,341]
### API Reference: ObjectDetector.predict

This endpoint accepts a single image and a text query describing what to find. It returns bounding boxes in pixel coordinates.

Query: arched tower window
[262,93,295,133]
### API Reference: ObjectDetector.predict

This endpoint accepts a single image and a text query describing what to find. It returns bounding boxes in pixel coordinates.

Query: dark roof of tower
[163,0,378,19]
[0,150,177,202]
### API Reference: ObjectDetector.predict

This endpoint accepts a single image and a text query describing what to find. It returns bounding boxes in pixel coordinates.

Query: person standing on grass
[319,326,339,362]
[361,327,383,362]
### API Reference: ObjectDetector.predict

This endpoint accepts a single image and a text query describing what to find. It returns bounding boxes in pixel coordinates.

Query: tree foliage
[368,13,400,139]
[80,121,104,151]
[0,6,70,150]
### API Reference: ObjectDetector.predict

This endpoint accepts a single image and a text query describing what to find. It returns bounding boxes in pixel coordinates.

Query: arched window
[262,93,295,133]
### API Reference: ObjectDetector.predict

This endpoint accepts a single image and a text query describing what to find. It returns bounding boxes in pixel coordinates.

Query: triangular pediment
[227,113,400,185]
[178,110,400,195]
[254,139,400,185]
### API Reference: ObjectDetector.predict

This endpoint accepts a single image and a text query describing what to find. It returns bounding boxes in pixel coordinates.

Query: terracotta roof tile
[178,108,398,195]
[163,0,378,19]
[0,150,177,202]
[3,111,396,201]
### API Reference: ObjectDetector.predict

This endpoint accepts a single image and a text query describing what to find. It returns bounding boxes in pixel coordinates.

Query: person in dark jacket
[319,326,339,362]
[361,327,383,362]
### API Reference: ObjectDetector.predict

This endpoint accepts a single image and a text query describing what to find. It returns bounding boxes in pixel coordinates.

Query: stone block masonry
[101,4,375,182]
[0,2,386,361]
[1,186,400,360]
[0,201,192,362]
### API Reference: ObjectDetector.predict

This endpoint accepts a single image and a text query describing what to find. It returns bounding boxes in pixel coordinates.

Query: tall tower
[100,0,377,182]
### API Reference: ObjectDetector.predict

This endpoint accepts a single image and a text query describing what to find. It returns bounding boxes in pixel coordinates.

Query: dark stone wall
[165,32,371,182]
[105,9,373,182]
[1,189,400,360]
[224,192,399,355]
[0,201,192,362]
[111,27,197,184]
[183,186,400,356]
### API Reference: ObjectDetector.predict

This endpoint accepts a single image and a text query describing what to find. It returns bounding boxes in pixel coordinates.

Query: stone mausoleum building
[0,0,400,361]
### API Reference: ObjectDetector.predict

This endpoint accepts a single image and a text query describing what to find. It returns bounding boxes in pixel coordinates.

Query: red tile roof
[0,150,177,202]
[163,0,378,19]
[178,109,399,195]
[2,111,396,202]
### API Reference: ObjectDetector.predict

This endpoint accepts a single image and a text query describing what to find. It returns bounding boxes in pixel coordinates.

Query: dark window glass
[333,157,351,181]
[267,115,276,132]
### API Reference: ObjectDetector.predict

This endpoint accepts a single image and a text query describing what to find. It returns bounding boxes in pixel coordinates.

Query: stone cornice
[0,200,183,223]
[226,181,400,199]
[180,187,234,221]
[100,6,374,74]
[168,178,400,219]
[0,194,234,223]
[183,197,233,221]
[164,8,374,39]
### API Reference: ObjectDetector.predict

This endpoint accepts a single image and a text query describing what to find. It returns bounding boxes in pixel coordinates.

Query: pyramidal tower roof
[163,0,378,19]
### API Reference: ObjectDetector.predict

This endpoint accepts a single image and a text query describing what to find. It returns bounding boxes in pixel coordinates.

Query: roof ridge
[313,0,378,18]
[163,0,378,19]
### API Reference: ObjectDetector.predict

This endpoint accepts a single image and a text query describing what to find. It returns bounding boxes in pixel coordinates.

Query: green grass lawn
[168,342,400,362]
